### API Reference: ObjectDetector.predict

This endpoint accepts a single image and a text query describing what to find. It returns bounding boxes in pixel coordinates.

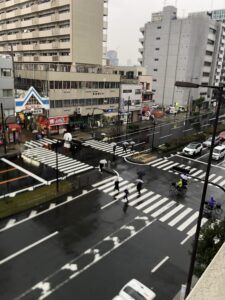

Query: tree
[194,218,225,277]
[193,97,205,113]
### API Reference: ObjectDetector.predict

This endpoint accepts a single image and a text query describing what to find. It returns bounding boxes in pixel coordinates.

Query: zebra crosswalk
[22,147,93,177]
[83,139,137,157]
[93,176,208,237]
[147,157,225,188]
[24,137,58,149]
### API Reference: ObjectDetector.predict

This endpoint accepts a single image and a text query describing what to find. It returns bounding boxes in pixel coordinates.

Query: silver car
[203,136,220,148]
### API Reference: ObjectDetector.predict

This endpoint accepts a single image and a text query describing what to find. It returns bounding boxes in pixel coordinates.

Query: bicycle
[169,182,187,196]
[203,203,222,220]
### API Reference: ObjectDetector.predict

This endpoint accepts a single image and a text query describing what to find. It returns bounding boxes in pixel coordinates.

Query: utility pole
[55,141,59,192]
[0,103,7,154]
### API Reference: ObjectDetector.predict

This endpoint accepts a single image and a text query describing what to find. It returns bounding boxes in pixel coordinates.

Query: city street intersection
[0,136,224,300]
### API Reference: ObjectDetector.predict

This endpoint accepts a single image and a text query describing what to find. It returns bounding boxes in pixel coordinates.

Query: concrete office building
[0,0,118,132]
[0,54,14,117]
[139,6,219,108]
[104,66,153,123]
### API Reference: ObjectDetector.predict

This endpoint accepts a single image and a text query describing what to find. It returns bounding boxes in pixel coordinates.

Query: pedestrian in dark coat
[122,143,127,153]
[114,177,120,194]
[123,188,129,203]
[99,162,104,173]
[113,144,116,154]
[136,180,143,197]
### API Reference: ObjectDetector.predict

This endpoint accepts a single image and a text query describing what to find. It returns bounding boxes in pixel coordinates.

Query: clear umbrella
[100,159,107,164]
[111,142,117,146]
[136,179,144,183]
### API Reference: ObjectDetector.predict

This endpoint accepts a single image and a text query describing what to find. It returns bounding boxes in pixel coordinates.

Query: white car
[112,279,156,300]
[212,145,225,160]
[182,142,203,156]
[203,136,220,148]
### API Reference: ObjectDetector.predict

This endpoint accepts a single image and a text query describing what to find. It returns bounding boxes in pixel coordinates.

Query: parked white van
[212,145,225,160]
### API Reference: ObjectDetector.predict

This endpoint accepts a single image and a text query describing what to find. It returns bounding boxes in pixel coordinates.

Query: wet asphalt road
[1,114,225,300]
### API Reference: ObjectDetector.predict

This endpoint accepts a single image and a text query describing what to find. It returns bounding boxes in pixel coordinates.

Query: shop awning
[7,123,21,132]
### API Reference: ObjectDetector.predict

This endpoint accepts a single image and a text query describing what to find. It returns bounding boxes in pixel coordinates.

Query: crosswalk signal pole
[55,141,59,192]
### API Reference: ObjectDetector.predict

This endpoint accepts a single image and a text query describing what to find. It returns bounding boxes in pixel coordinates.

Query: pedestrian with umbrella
[130,141,135,151]
[137,170,146,180]
[111,142,117,154]
[99,159,107,173]
[136,179,143,197]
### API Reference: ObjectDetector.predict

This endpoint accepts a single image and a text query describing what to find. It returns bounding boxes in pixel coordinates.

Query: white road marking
[175,154,225,170]
[180,235,192,245]
[159,204,184,222]
[163,162,179,171]
[28,210,37,218]
[157,161,175,169]
[191,170,204,177]
[177,212,199,231]
[136,194,161,210]
[212,176,223,183]
[187,218,208,236]
[197,152,209,160]
[219,179,225,186]
[152,159,168,167]
[208,174,216,180]
[151,201,176,218]
[0,231,58,265]
[144,197,168,214]
[147,158,163,165]
[5,219,16,228]
[159,134,172,139]
[168,208,192,227]
[151,256,169,273]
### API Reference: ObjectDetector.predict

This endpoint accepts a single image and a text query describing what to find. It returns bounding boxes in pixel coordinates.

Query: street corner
[127,152,159,165]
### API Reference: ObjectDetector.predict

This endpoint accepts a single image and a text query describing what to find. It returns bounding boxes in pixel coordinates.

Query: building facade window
[205,50,213,56]
[123,89,132,93]
[1,68,12,77]
[156,37,160,40]
[3,89,13,97]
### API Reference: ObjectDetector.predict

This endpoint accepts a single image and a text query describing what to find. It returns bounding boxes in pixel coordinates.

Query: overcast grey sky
[107,0,225,65]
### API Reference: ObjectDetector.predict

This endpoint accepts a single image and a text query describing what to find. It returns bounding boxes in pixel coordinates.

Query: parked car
[112,279,156,300]
[177,106,186,113]
[165,106,177,114]
[212,145,225,160]
[203,136,220,148]
[182,142,203,156]
[219,131,225,141]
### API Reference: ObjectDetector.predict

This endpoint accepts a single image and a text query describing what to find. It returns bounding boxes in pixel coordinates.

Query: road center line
[0,231,58,266]
[151,256,169,273]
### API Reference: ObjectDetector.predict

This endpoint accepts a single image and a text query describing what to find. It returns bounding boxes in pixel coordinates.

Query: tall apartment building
[0,0,118,132]
[139,6,220,108]
[0,54,14,117]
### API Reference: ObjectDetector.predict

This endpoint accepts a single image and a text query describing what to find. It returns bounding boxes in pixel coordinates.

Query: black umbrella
[137,171,146,178]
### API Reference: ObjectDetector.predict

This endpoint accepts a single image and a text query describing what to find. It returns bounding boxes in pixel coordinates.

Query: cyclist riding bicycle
[181,174,188,188]
[176,178,183,190]
[206,196,216,210]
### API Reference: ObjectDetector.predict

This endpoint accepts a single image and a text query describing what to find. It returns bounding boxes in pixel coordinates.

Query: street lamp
[175,81,223,298]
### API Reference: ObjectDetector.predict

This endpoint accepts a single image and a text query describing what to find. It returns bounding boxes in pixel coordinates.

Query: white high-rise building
[139,6,220,108]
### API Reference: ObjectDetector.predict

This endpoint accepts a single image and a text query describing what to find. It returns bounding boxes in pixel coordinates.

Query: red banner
[48,116,69,126]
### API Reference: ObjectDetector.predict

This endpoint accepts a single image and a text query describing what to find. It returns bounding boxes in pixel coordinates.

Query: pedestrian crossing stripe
[147,157,225,189]
[24,137,58,149]
[22,147,93,176]
[94,177,208,237]
[83,139,137,158]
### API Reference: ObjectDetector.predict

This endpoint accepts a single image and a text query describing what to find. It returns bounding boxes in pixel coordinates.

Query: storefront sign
[48,116,69,126]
